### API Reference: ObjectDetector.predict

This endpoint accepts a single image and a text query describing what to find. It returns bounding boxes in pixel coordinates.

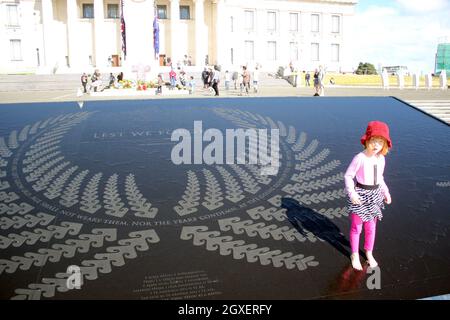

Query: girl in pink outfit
[344,121,392,270]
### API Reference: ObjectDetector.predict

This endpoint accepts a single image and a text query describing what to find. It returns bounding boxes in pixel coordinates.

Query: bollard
[381,70,389,90]
[425,74,432,90]
[440,70,447,90]
[413,73,420,90]
[397,71,404,90]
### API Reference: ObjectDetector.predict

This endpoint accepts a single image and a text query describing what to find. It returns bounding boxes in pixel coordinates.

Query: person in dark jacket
[201,68,209,88]
[81,73,88,93]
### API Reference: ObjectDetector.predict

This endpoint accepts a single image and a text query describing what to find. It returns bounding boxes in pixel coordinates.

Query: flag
[120,0,126,58]
[153,7,160,60]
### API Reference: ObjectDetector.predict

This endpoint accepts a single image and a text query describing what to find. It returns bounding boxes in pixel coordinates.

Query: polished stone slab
[0,97,449,300]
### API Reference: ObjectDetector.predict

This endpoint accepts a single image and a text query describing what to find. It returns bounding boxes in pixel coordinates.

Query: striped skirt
[347,185,385,222]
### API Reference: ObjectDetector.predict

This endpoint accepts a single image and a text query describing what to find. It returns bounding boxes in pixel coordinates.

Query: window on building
[6,4,19,26]
[107,4,119,19]
[267,41,277,61]
[244,10,254,32]
[290,42,298,61]
[180,5,190,20]
[10,39,22,61]
[311,43,319,61]
[311,14,319,32]
[267,11,276,32]
[289,13,298,32]
[332,15,340,33]
[82,4,94,19]
[244,40,254,61]
[157,5,167,19]
[331,44,340,62]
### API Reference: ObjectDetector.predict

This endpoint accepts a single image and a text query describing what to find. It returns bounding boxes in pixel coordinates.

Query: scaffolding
[435,43,450,76]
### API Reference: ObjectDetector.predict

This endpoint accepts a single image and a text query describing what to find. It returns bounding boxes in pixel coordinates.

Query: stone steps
[405,99,450,124]
[0,72,291,92]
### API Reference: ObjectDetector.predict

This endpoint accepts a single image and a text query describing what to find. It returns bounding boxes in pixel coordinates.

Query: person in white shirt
[224,71,231,91]
[253,67,260,93]
[212,68,220,96]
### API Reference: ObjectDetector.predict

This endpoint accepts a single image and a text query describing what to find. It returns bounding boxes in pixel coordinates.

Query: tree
[355,62,378,75]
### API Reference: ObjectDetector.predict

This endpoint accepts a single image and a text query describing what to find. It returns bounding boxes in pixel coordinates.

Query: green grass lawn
[323,73,449,87]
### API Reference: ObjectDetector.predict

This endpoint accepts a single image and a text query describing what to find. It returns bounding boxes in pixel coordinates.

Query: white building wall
[341,9,355,72]
[103,20,120,60]
[21,1,40,70]
[178,20,193,63]
[222,0,356,72]
[0,0,43,73]
[159,20,166,55]
[0,0,357,74]
[279,10,290,66]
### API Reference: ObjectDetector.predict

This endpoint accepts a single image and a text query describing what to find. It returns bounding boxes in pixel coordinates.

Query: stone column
[215,0,225,67]
[66,0,79,69]
[41,0,55,70]
[123,0,156,79]
[170,0,180,66]
[94,0,106,68]
[194,0,206,67]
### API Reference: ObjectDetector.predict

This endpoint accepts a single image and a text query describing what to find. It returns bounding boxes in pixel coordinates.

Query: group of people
[80,70,124,93]
[201,66,221,96]
[200,65,261,97]
[80,64,264,97]
[162,54,193,68]
[301,66,326,96]
[80,64,336,98]
[158,68,196,95]
[286,62,335,96]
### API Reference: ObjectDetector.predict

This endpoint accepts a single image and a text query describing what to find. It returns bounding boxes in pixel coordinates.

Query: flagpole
[153,2,160,61]
[120,0,126,61]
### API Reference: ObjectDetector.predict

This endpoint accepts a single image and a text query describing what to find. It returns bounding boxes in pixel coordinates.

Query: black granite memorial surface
[0,97,449,300]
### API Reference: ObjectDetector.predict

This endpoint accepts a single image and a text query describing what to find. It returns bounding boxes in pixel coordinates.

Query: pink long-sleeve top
[344,152,390,200]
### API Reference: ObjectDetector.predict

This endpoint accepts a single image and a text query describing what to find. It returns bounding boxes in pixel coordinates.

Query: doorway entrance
[111,55,120,67]
[159,54,166,66]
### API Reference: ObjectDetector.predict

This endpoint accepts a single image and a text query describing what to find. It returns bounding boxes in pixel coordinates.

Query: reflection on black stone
[327,263,369,297]
[281,197,358,258]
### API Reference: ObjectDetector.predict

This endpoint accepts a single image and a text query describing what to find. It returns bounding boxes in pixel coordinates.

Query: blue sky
[352,0,450,72]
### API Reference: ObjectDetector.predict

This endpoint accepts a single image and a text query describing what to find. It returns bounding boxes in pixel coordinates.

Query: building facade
[0,0,357,74]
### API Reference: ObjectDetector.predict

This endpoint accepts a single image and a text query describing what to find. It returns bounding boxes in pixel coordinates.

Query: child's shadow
[281,197,364,258]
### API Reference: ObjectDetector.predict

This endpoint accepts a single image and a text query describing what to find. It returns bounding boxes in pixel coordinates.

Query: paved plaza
[1,74,449,124]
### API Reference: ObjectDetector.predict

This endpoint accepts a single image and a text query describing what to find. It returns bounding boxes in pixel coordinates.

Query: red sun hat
[360,121,392,148]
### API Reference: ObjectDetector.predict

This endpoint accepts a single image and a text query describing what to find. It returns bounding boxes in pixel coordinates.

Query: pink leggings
[350,213,377,253]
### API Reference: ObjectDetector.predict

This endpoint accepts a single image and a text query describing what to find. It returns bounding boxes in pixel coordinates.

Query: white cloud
[396,0,449,13]
[353,4,450,73]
